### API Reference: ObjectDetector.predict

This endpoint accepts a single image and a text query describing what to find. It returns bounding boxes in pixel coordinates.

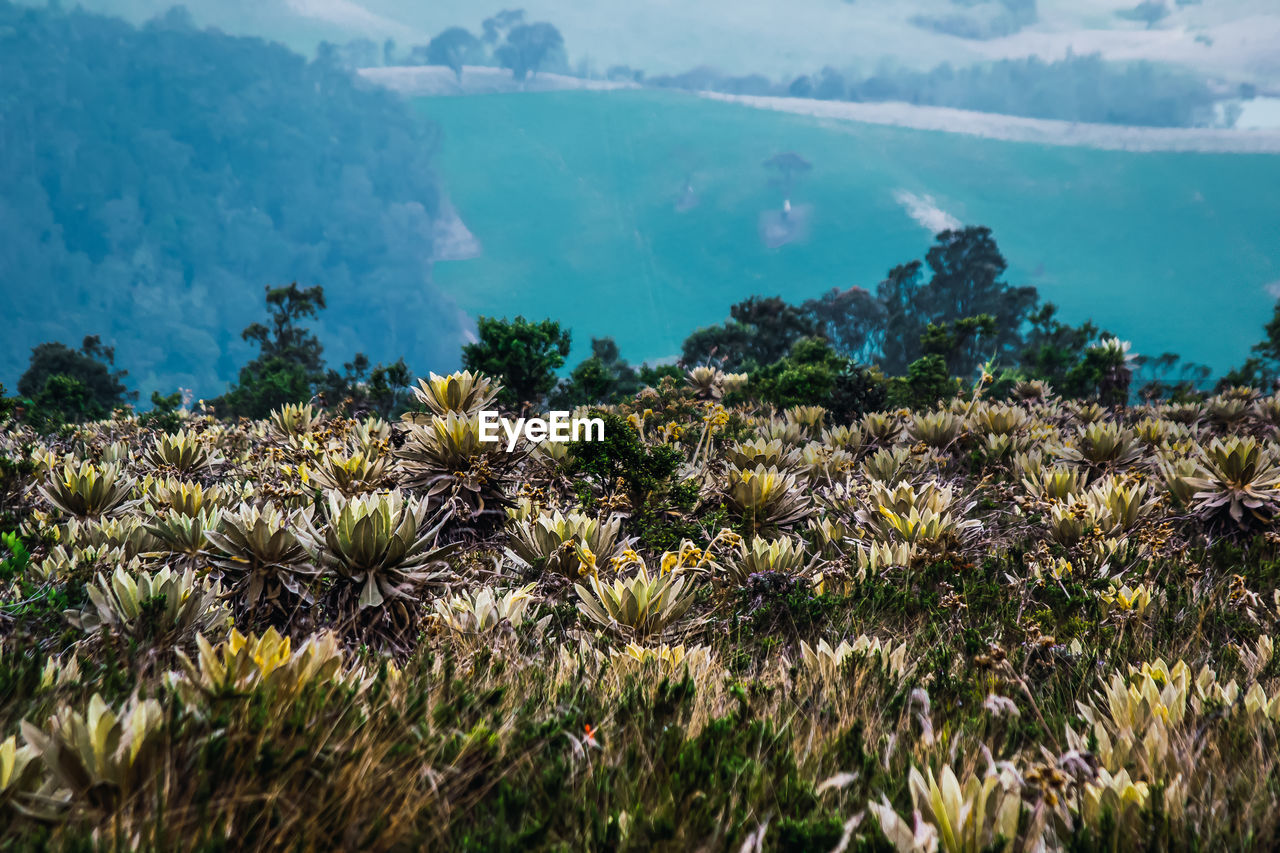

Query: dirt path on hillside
[698,92,1280,154]
[359,65,1280,154]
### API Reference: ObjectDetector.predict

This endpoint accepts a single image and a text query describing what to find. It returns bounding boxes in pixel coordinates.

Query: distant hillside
[419,88,1280,375]
[46,0,1280,88]
[359,65,636,97]
[369,58,1222,130]
[0,2,469,397]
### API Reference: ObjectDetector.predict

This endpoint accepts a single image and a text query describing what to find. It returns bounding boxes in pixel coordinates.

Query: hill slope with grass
[421,88,1280,375]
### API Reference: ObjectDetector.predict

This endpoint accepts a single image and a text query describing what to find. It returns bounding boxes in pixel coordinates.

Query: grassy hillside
[421,88,1280,374]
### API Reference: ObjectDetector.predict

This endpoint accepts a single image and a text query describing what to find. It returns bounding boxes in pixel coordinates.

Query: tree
[337,38,378,69]
[1218,299,1280,391]
[495,22,564,81]
[314,41,339,68]
[874,261,927,375]
[1017,303,1101,392]
[220,283,328,418]
[218,282,418,418]
[749,337,886,420]
[1015,304,1148,404]
[1132,352,1209,402]
[813,67,847,100]
[1,4,460,400]
[33,375,102,426]
[1248,300,1280,374]
[462,316,571,408]
[788,75,813,98]
[886,355,958,410]
[802,285,886,362]
[920,314,998,377]
[481,9,525,46]
[242,283,327,374]
[1067,340,1134,407]
[923,227,1037,367]
[18,335,136,424]
[681,323,755,372]
[139,390,184,433]
[763,152,812,200]
[426,27,482,82]
[322,353,415,418]
[558,356,615,407]
[554,337,640,406]
[878,227,1037,375]
[682,296,819,371]
[638,364,685,388]
[566,413,692,551]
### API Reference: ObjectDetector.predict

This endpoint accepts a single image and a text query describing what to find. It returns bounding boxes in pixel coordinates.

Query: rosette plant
[1187,436,1280,527]
[205,503,322,611]
[297,490,458,609]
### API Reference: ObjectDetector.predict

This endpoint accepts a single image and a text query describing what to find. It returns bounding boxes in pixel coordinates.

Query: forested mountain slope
[0,2,467,397]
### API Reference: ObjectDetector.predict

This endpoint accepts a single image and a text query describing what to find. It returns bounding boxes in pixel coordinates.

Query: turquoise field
[420,89,1280,374]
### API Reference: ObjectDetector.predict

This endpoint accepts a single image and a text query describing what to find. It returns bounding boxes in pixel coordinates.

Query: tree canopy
[426,27,483,81]
[682,296,821,371]
[673,226,1199,407]
[17,336,137,425]
[462,316,572,408]
[217,284,412,418]
[496,22,565,81]
[553,337,642,407]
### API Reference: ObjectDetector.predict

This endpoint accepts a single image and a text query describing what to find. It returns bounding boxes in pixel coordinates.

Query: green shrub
[886,354,959,409]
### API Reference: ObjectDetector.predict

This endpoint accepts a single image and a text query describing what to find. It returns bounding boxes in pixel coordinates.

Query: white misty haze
[893,190,962,234]
[283,0,414,38]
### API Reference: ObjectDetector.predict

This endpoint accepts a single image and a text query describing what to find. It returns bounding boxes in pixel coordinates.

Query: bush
[887,354,959,410]
[567,413,708,550]
[138,391,184,434]
[17,336,135,425]
[462,316,571,408]
[750,337,886,420]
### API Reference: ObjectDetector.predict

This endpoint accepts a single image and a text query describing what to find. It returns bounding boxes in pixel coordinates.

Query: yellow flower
[1101,583,1152,616]
[574,542,598,577]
